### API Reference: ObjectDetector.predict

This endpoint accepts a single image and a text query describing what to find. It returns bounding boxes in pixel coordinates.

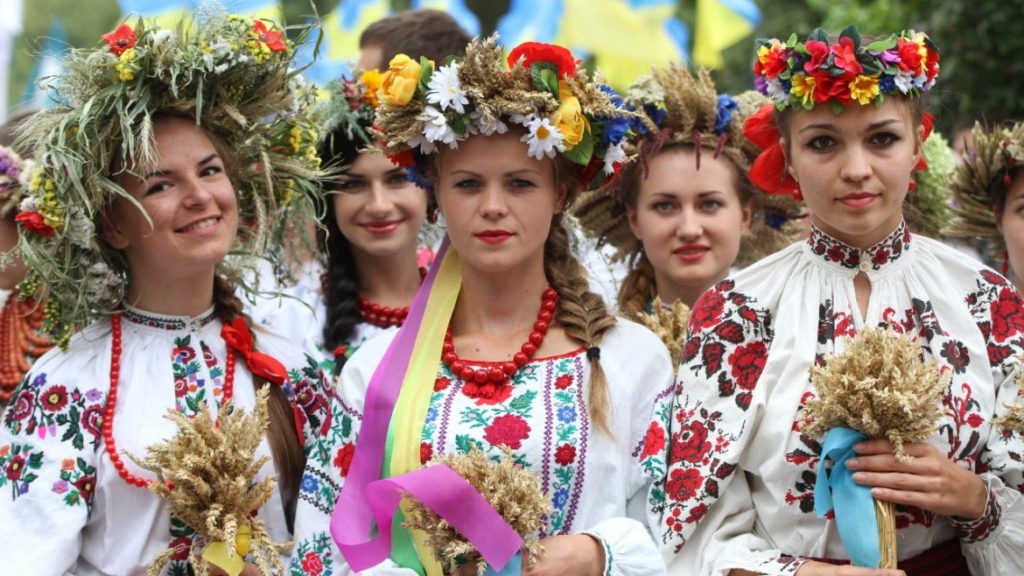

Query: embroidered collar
[806,220,912,273]
[121,305,219,332]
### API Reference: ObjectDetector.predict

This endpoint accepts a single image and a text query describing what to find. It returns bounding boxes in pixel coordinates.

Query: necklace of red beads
[103,313,236,488]
[441,287,558,387]
[0,293,53,402]
[357,268,427,328]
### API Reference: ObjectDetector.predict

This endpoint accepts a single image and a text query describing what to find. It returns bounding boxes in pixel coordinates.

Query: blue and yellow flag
[296,0,390,84]
[692,0,760,69]
[117,0,281,28]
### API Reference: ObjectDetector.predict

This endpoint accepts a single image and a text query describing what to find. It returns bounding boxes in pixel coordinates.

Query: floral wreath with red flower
[13,9,324,347]
[371,35,636,193]
[754,26,939,112]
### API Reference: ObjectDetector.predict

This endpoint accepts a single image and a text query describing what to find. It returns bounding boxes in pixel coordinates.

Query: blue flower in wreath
[597,85,633,146]
[557,405,576,423]
[552,486,569,509]
[713,94,738,135]
[300,473,319,494]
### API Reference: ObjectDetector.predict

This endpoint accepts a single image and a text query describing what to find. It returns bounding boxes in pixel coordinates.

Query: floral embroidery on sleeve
[662,280,773,550]
[0,443,43,500]
[3,373,105,451]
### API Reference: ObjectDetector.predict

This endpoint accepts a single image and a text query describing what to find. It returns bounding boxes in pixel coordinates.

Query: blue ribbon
[483,552,522,576]
[814,427,881,568]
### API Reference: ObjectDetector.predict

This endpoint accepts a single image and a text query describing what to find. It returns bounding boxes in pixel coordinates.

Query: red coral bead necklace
[103,313,236,489]
[357,268,427,328]
[441,287,558,387]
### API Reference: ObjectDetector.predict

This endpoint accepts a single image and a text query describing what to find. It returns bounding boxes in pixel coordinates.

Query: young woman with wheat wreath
[290,37,674,576]
[0,14,341,575]
[649,28,1024,576]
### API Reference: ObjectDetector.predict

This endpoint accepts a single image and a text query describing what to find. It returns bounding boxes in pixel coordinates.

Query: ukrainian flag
[117,0,282,28]
[692,0,760,69]
[296,0,390,84]
[498,0,689,91]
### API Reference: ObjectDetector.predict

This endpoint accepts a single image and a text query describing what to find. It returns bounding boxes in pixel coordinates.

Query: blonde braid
[618,254,658,323]
[544,215,617,436]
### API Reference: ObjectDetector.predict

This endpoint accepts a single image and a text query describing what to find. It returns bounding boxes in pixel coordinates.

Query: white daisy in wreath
[426,62,470,114]
[418,106,458,148]
[521,114,564,160]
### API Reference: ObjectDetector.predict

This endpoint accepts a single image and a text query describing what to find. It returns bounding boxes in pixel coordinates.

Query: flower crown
[319,69,384,148]
[0,145,23,218]
[947,122,1024,251]
[372,36,635,191]
[572,64,801,264]
[15,11,323,346]
[755,26,940,111]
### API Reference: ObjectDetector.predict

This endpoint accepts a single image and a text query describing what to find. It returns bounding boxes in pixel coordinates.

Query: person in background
[357,8,472,71]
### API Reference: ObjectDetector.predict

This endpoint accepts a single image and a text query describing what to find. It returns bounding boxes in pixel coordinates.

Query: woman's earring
[427,206,439,225]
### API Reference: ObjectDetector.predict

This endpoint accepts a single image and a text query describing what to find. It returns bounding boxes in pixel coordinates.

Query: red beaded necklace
[357,268,427,329]
[0,292,53,403]
[103,313,236,488]
[441,287,558,387]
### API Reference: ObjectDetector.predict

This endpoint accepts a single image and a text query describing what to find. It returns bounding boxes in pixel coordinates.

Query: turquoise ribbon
[483,553,522,576]
[814,427,881,568]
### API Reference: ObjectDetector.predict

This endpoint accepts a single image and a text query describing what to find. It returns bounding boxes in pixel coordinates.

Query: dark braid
[212,274,304,531]
[317,124,368,375]
[543,215,618,436]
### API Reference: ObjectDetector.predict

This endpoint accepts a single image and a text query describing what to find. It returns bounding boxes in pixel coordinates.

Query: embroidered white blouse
[645,221,1024,575]
[0,306,337,575]
[290,319,674,576]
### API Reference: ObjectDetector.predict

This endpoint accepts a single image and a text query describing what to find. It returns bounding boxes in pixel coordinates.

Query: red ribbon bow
[221,318,289,385]
[743,103,802,200]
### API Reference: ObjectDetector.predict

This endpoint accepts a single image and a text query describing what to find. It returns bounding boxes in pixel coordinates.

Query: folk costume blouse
[0,305,338,575]
[290,319,674,576]
[645,221,1024,575]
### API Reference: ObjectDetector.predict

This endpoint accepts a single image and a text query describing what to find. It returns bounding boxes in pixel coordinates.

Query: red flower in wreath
[830,37,863,75]
[507,41,577,78]
[387,149,416,168]
[670,421,712,465]
[334,442,356,477]
[420,442,433,464]
[301,550,324,576]
[991,287,1024,342]
[253,20,287,52]
[728,342,767,392]
[483,414,531,449]
[665,467,703,502]
[40,385,68,413]
[813,71,855,105]
[554,443,577,466]
[802,40,829,73]
[690,290,726,331]
[102,24,137,56]
[896,37,924,74]
[639,422,666,461]
[15,211,53,237]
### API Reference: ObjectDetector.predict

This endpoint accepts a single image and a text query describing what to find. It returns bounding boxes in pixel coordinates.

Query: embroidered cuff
[950,479,1001,543]
[581,531,614,576]
[761,553,806,575]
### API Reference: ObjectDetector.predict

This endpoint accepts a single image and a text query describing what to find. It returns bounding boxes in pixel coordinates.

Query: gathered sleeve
[956,273,1024,573]
[0,349,107,575]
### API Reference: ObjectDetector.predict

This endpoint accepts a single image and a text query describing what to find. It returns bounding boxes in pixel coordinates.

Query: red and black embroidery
[967,272,1024,374]
[807,221,911,271]
[949,485,1001,542]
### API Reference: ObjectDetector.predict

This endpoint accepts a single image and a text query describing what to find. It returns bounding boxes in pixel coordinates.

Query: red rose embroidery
[940,340,970,374]
[690,290,726,330]
[334,442,356,477]
[74,475,96,501]
[554,375,573,390]
[554,443,577,466]
[169,536,193,561]
[420,442,433,464]
[665,468,703,502]
[670,421,712,464]
[40,385,68,412]
[461,380,513,406]
[5,455,25,480]
[81,405,104,439]
[434,377,451,392]
[483,414,531,449]
[991,288,1024,342]
[639,422,666,461]
[685,503,709,524]
[301,550,324,576]
[967,413,984,428]
[728,342,768,391]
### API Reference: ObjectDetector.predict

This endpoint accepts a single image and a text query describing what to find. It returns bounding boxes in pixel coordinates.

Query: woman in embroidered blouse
[290,37,673,576]
[0,16,337,575]
[652,29,1024,575]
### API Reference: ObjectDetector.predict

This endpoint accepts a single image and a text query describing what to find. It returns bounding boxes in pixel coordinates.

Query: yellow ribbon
[202,523,252,576]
